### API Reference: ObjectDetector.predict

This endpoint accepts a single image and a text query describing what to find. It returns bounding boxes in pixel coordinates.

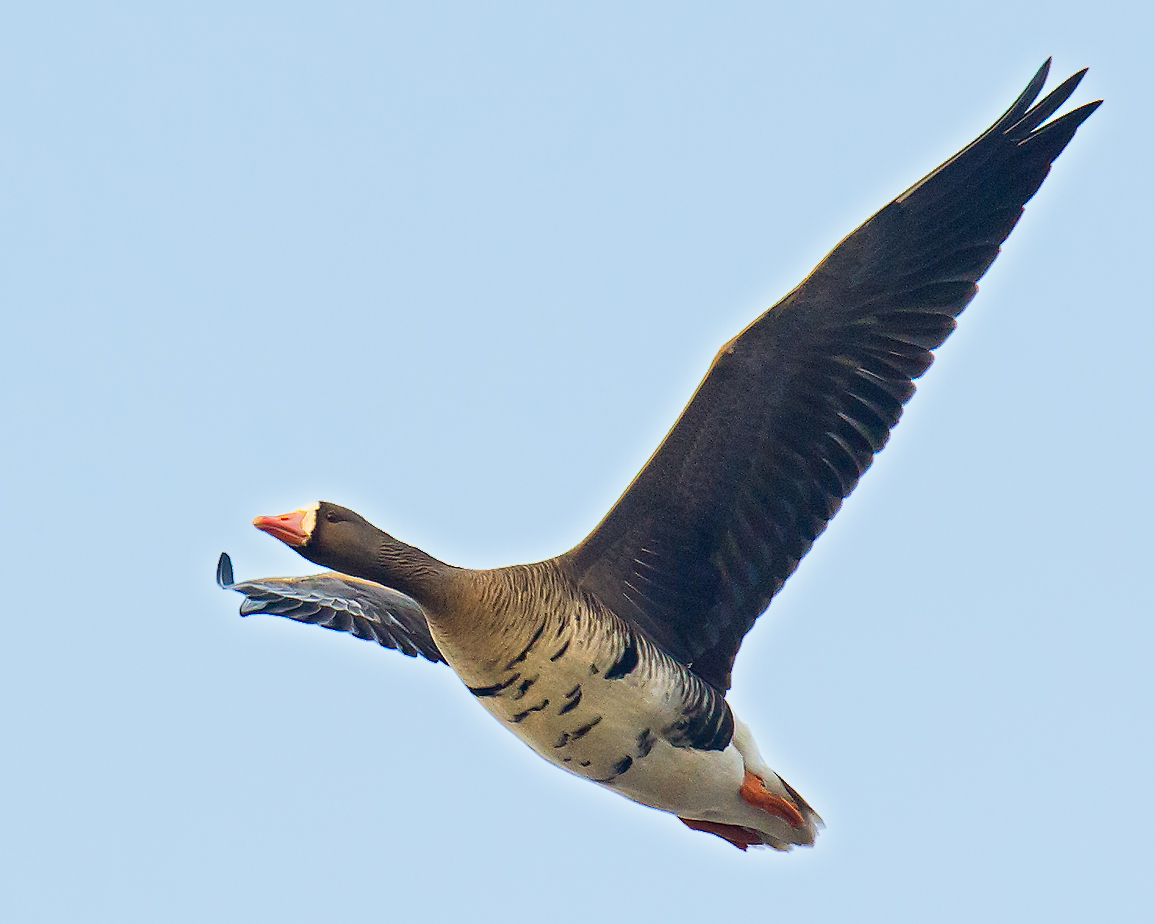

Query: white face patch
[300,501,320,540]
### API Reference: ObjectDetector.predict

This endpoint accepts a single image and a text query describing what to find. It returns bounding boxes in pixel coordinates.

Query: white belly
[437,614,756,823]
[424,571,818,848]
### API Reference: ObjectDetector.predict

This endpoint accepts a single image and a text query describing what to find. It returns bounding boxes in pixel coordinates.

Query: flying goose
[220,61,1098,850]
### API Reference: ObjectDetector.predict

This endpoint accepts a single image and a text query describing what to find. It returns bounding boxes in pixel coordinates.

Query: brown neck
[365,533,455,610]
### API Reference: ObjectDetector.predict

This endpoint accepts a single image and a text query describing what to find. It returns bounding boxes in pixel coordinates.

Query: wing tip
[1065,97,1103,128]
[1005,60,1097,140]
[216,552,235,589]
[1008,58,1053,122]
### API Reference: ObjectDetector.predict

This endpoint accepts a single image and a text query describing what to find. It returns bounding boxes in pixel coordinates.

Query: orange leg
[738,769,805,828]
[678,816,760,851]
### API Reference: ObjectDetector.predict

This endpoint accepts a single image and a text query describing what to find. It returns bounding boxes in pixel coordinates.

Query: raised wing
[216,553,444,664]
[559,61,1099,692]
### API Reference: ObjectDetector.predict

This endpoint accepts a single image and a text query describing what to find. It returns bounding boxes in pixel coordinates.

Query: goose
[220,61,1098,850]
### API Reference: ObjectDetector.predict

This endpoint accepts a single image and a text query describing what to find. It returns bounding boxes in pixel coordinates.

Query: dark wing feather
[559,61,1099,692]
[216,553,444,663]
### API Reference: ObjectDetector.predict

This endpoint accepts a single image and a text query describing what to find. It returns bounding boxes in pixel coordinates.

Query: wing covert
[216,553,445,664]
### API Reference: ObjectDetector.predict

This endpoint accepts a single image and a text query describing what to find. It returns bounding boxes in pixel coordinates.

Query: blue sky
[2,2,1151,922]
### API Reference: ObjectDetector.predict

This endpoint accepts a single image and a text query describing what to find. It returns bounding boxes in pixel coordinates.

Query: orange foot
[678,816,761,851]
[739,769,805,828]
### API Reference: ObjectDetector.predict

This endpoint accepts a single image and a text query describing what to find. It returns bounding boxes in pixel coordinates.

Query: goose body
[428,564,818,848]
[220,62,1098,850]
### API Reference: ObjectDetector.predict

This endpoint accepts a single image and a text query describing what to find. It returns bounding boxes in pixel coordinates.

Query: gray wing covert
[216,553,444,664]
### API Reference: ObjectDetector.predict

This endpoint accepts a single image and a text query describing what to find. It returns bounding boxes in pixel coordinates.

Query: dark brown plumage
[557,60,1099,691]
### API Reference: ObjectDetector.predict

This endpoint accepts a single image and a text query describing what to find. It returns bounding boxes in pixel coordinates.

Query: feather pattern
[216,553,444,663]
[559,61,1100,691]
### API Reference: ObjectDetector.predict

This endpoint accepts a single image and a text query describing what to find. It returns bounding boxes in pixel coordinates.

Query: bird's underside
[220,61,1099,850]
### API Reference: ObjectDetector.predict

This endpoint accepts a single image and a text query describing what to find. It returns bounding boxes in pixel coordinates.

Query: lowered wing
[217,553,444,664]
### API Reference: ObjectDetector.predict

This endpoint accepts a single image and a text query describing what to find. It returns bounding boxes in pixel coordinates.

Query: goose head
[254,501,379,574]
[253,501,449,605]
